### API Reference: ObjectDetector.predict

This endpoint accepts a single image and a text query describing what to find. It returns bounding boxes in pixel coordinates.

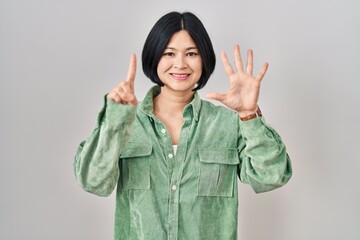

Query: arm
[207,45,292,193]
[237,117,292,193]
[73,100,136,196]
[73,54,138,197]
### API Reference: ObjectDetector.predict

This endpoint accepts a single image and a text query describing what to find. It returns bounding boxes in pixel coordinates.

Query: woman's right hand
[107,53,138,106]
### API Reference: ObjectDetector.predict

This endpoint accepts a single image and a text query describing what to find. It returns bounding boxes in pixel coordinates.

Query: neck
[154,88,194,115]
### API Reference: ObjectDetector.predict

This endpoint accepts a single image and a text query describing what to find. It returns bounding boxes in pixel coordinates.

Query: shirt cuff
[106,97,137,124]
[95,95,137,128]
[239,116,273,139]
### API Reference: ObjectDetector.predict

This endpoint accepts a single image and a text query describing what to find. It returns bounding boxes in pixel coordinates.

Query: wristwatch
[240,107,262,121]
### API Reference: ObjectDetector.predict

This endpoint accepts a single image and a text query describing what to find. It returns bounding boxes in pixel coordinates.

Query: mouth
[170,73,191,80]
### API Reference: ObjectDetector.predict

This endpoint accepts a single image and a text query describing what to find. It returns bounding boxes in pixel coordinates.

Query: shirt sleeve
[237,116,292,193]
[73,96,137,197]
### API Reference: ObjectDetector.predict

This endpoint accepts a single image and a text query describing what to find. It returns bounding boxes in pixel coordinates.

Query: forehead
[166,30,197,49]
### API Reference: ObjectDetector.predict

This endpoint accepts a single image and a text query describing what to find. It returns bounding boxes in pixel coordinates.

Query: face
[157,30,203,94]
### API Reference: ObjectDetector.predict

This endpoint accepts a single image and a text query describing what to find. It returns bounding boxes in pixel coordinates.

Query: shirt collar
[139,86,201,122]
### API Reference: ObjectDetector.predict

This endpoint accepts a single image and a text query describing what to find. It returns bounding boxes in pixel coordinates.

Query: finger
[117,90,131,104]
[114,85,137,105]
[256,62,269,81]
[113,94,122,104]
[246,49,253,75]
[107,92,116,101]
[118,80,132,93]
[111,86,126,100]
[234,44,244,73]
[126,94,138,106]
[107,91,121,103]
[110,85,122,95]
[126,53,137,87]
[206,92,226,103]
[221,51,235,76]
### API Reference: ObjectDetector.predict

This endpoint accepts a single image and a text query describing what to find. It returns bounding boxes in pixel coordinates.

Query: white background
[1,0,359,239]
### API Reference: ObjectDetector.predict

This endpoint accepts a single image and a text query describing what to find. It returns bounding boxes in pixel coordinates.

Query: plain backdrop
[1,0,359,239]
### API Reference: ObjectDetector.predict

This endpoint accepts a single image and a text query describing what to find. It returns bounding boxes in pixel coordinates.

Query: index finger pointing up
[126,53,137,85]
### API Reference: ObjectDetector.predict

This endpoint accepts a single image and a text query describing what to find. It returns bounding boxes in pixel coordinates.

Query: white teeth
[172,74,188,77]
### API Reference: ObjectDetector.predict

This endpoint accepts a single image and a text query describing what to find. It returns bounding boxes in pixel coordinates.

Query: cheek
[156,63,164,78]
[157,59,170,74]
[195,60,203,74]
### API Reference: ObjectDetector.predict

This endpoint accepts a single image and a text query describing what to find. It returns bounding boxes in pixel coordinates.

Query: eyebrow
[165,47,198,51]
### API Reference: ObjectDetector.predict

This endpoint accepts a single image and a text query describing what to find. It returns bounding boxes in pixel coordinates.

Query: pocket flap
[198,148,239,165]
[120,142,152,158]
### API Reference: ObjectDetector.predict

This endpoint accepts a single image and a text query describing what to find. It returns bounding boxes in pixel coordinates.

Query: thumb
[206,92,226,103]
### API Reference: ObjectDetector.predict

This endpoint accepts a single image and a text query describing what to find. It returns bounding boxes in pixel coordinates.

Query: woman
[74,11,292,240]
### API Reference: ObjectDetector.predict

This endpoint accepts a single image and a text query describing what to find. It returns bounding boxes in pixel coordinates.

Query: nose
[174,55,187,69]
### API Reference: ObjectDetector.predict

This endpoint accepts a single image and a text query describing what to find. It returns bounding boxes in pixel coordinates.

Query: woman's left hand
[206,45,268,118]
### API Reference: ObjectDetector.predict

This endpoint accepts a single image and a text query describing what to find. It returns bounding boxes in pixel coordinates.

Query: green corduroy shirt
[74,86,292,240]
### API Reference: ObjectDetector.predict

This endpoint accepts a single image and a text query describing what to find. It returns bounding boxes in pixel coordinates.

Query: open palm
[207,45,268,117]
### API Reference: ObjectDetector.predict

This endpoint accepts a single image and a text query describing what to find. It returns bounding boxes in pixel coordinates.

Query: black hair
[142,11,216,91]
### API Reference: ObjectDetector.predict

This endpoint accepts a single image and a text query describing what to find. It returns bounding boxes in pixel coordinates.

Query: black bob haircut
[142,11,216,91]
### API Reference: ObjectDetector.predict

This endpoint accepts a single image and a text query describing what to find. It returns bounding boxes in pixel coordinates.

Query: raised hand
[206,45,268,117]
[107,53,138,106]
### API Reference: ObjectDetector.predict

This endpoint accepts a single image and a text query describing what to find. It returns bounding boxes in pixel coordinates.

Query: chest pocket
[120,142,152,190]
[198,148,239,197]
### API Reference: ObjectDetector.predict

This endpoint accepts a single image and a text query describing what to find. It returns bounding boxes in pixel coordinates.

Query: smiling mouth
[171,73,190,80]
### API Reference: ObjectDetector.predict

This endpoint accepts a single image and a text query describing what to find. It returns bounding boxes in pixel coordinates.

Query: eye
[186,52,199,57]
[163,52,175,57]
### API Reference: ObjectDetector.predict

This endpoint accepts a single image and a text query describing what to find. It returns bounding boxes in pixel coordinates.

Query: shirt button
[171,185,177,191]
[168,153,174,159]
[161,128,166,134]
